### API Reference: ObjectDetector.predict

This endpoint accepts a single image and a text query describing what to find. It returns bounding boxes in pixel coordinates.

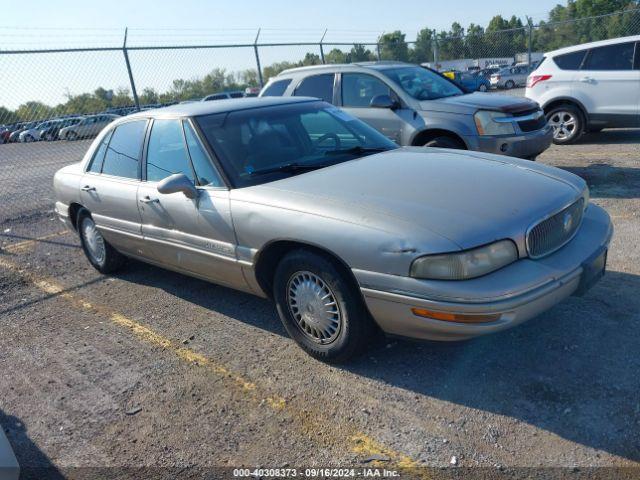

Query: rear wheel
[478,83,488,92]
[66,131,78,141]
[77,210,125,274]
[24,135,35,143]
[423,136,465,150]
[273,250,375,362]
[505,80,515,89]
[546,105,584,145]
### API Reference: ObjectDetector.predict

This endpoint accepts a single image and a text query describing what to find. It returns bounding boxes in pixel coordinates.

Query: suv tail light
[527,75,552,88]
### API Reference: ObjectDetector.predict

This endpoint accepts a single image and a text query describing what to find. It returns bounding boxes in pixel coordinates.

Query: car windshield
[382,66,464,100]
[196,101,397,188]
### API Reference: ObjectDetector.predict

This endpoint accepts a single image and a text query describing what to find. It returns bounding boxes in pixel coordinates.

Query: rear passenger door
[576,41,639,126]
[80,119,148,257]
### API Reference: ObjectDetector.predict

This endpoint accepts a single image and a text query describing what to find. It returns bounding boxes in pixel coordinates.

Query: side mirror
[157,173,197,199]
[370,94,399,110]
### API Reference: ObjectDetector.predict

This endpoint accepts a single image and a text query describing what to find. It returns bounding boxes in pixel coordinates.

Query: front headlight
[410,240,518,280]
[474,110,515,136]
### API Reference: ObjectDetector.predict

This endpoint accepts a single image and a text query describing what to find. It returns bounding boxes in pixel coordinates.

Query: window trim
[293,73,336,104]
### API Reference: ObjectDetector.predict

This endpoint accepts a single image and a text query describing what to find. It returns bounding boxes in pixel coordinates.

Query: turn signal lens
[411,308,501,324]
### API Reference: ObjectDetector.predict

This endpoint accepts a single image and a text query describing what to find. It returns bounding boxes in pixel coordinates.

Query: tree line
[2,0,638,124]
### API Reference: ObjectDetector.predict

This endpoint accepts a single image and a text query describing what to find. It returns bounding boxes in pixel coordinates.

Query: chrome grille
[527,198,584,258]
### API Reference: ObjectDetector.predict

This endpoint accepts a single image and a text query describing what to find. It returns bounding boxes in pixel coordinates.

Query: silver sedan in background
[53,97,612,362]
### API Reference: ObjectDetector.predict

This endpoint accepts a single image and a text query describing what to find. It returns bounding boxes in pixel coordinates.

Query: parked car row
[0,114,120,144]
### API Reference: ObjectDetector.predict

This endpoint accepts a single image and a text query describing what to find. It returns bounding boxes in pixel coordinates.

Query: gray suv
[260,62,553,159]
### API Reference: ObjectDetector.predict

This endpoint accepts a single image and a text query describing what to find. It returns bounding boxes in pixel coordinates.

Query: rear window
[101,120,147,179]
[553,50,586,70]
[583,42,635,71]
[293,74,334,103]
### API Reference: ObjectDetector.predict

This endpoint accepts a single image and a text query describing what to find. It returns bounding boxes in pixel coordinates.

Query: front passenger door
[137,118,242,287]
[339,72,407,144]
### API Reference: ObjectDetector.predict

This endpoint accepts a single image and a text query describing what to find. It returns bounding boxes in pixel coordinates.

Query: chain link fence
[1,8,639,224]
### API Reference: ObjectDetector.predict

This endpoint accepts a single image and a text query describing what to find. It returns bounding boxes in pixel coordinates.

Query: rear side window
[87,129,113,173]
[583,42,635,70]
[101,120,147,179]
[553,50,586,70]
[261,79,292,97]
[294,74,334,103]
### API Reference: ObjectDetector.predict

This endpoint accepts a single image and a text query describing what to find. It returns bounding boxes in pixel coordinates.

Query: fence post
[526,17,533,68]
[254,28,264,88]
[319,29,327,64]
[122,28,140,111]
[432,29,439,66]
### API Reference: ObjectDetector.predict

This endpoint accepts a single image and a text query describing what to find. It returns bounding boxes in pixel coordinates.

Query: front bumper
[356,203,613,341]
[463,123,553,159]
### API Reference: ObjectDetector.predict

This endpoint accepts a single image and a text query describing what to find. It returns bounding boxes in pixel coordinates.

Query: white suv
[526,35,640,144]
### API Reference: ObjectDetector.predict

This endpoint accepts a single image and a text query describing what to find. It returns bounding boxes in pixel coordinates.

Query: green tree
[378,31,409,61]
[411,28,435,63]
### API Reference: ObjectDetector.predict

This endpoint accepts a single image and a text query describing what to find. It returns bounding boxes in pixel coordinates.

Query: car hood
[420,92,539,115]
[235,148,584,252]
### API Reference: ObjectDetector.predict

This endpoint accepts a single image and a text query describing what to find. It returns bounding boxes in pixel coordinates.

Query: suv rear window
[553,50,586,70]
[261,79,292,97]
[293,74,334,103]
[583,42,635,70]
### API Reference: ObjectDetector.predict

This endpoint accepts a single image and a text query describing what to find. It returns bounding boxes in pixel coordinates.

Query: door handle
[580,76,594,83]
[80,185,95,192]
[139,196,159,204]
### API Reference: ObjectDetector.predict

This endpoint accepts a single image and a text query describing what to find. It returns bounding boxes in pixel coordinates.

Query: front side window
[146,119,194,183]
[101,120,146,179]
[293,74,334,103]
[583,42,635,70]
[261,79,292,97]
[183,121,223,187]
[383,66,463,100]
[195,101,397,188]
[341,73,392,107]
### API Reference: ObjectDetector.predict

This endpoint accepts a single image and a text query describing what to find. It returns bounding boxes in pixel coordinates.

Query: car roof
[276,61,413,76]
[125,96,317,119]
[546,34,640,57]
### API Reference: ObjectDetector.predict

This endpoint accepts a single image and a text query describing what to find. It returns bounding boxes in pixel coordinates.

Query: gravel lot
[1,130,639,479]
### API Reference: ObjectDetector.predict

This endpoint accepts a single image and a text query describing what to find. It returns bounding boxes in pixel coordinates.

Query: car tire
[423,136,465,150]
[273,249,375,362]
[478,84,488,92]
[546,104,584,145]
[505,80,515,89]
[24,135,34,143]
[66,131,78,141]
[77,209,125,274]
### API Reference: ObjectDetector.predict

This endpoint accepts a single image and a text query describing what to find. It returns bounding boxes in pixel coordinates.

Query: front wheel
[77,210,125,274]
[504,80,515,89]
[478,83,488,92]
[546,105,584,145]
[66,131,78,141]
[273,250,375,362]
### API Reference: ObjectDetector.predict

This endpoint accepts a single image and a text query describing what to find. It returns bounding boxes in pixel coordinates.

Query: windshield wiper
[324,146,390,156]
[247,162,331,176]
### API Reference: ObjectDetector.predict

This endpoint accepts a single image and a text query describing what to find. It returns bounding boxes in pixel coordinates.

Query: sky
[1,0,563,110]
